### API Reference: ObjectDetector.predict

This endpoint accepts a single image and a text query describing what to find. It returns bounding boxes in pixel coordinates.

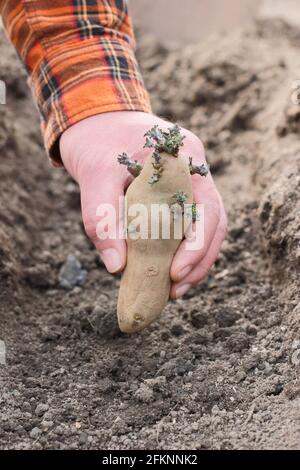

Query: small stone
[113,416,127,433]
[72,286,82,295]
[92,305,121,339]
[171,323,184,336]
[227,332,250,352]
[292,339,300,350]
[215,309,240,327]
[98,378,114,393]
[235,371,246,383]
[243,354,261,372]
[35,403,49,417]
[190,311,207,329]
[29,427,41,439]
[134,384,154,403]
[79,432,88,445]
[211,405,220,415]
[246,324,258,336]
[191,422,199,431]
[22,402,31,412]
[188,329,210,345]
[144,376,166,391]
[59,254,87,289]
[54,425,65,436]
[41,420,53,430]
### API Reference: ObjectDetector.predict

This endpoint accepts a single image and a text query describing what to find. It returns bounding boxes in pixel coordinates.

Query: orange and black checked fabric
[0,0,151,165]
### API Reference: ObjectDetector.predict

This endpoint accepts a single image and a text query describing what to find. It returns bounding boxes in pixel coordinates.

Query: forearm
[0,0,151,165]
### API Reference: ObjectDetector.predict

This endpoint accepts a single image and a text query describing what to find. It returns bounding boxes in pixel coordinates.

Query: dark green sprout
[170,191,188,218]
[144,125,186,184]
[144,124,185,160]
[184,202,200,223]
[189,157,209,177]
[191,202,199,223]
[117,152,143,177]
[173,190,188,206]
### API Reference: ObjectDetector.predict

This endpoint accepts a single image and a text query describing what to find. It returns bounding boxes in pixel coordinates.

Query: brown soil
[0,19,299,450]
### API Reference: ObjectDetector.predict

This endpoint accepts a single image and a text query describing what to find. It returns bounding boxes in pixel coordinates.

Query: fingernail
[100,248,122,273]
[176,265,193,282]
[176,284,192,299]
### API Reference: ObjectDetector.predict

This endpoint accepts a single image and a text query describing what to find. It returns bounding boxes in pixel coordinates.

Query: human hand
[60,111,227,299]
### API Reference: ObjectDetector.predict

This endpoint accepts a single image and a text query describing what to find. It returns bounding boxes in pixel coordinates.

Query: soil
[0,18,300,450]
[130,0,261,45]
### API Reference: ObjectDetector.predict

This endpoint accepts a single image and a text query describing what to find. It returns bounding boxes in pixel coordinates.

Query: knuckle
[183,130,206,158]
[83,215,98,242]
[190,265,211,286]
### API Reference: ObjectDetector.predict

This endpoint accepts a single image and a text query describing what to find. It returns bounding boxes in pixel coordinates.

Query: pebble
[54,425,65,436]
[191,422,199,431]
[211,405,220,415]
[58,254,87,289]
[171,324,185,336]
[41,420,53,430]
[215,309,240,327]
[235,370,246,383]
[22,402,31,413]
[292,339,300,350]
[144,376,166,390]
[123,438,132,447]
[35,403,49,417]
[79,432,88,445]
[29,427,41,439]
[134,384,154,403]
[243,354,261,372]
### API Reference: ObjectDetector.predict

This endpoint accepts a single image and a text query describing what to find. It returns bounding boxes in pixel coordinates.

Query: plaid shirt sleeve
[0,0,151,165]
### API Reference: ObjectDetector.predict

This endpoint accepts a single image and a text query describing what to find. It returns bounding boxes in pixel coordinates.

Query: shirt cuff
[28,36,152,166]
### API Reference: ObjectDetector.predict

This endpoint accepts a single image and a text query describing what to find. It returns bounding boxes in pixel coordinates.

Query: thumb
[80,176,127,274]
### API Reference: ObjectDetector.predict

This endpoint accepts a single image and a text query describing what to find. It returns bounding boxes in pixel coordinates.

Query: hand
[60,112,227,299]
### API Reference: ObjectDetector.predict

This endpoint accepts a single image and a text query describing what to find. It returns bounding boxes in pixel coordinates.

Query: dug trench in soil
[0,19,299,449]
